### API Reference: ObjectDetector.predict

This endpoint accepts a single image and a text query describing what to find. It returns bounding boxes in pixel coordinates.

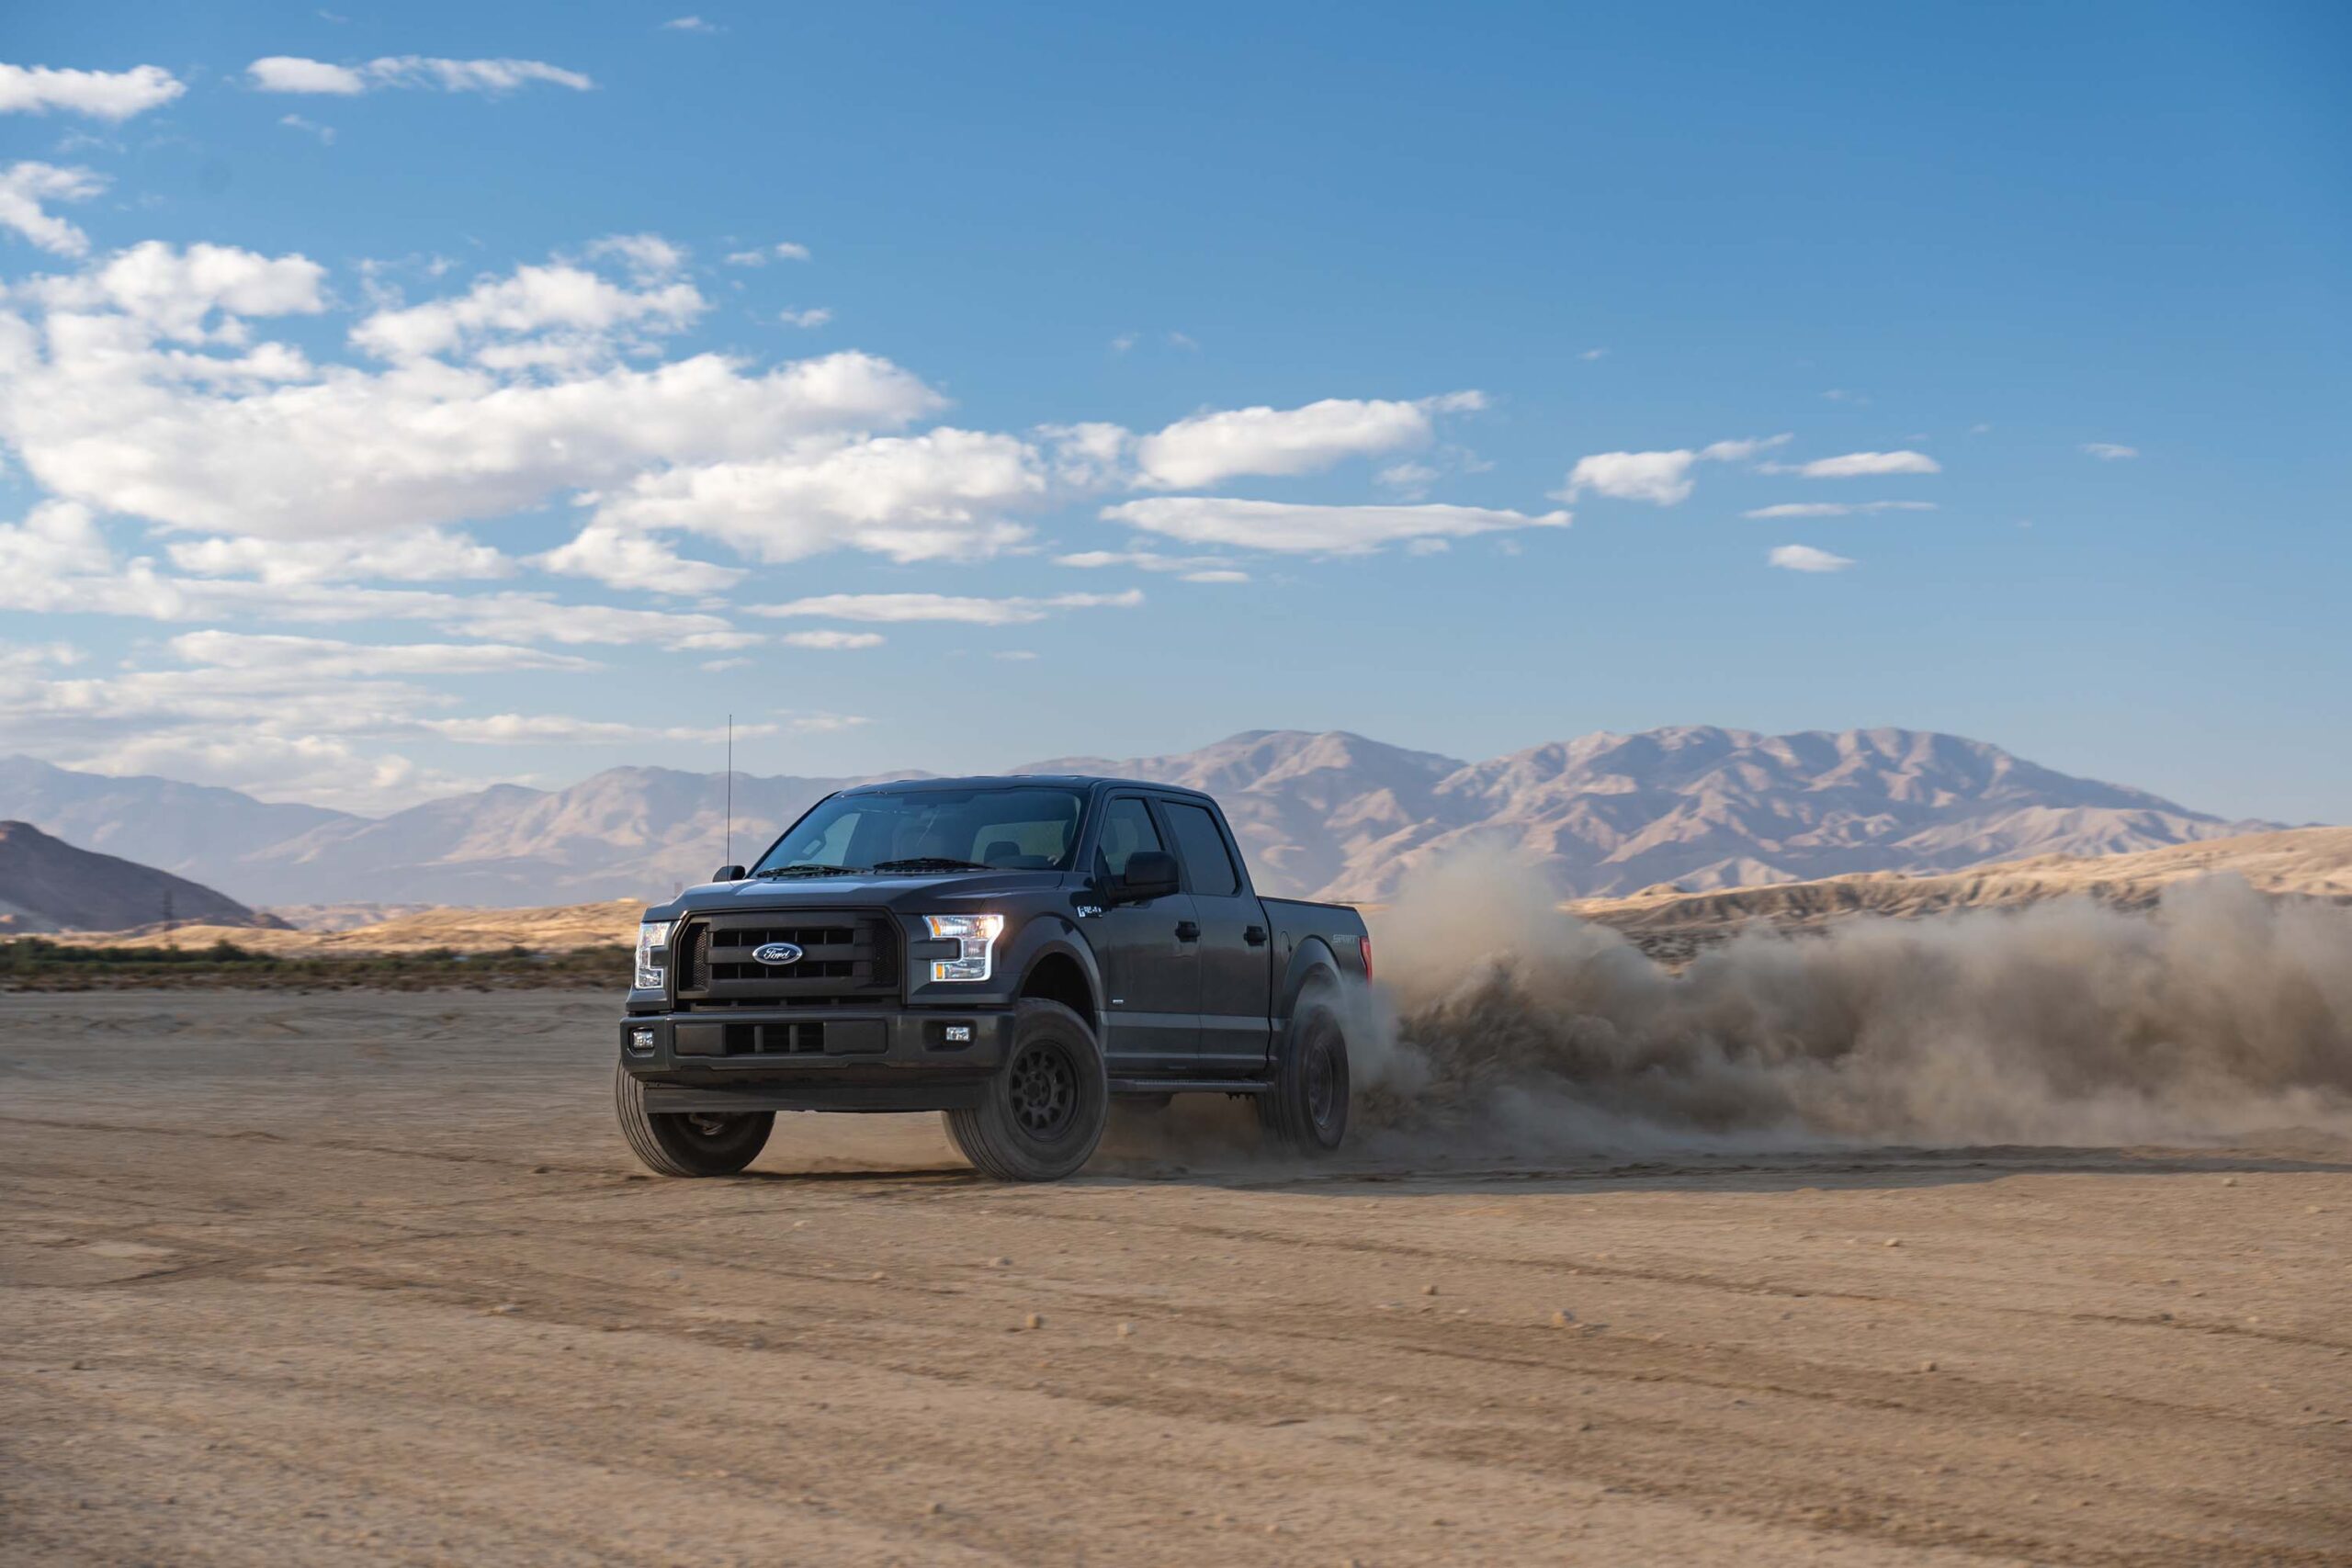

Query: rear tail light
[1358,934,1374,982]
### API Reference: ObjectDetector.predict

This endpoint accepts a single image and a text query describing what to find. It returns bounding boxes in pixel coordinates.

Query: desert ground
[4,990,2348,1567]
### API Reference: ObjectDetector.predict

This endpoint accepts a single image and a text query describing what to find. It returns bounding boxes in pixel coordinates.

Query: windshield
[753,786,1086,875]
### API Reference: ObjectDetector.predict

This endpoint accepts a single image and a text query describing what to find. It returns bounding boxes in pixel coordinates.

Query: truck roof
[838,773,1215,800]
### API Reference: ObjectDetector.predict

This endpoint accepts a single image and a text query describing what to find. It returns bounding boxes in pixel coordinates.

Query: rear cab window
[1159,799,1240,897]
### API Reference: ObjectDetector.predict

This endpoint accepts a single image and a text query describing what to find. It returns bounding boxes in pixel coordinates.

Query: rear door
[1086,793,1199,1070]
[1155,796,1272,1070]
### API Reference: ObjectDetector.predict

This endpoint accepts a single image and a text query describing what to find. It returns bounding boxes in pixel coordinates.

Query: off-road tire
[615,1061,774,1177]
[944,999,1107,1181]
[1259,991,1350,1154]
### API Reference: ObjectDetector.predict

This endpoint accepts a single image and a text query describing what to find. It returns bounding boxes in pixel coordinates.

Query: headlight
[635,920,673,990]
[922,914,1004,983]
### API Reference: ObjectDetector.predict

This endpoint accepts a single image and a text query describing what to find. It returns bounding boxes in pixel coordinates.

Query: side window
[1160,801,1239,897]
[1097,796,1163,877]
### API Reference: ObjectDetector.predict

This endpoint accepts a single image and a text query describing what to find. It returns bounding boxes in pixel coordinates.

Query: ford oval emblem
[751,942,804,966]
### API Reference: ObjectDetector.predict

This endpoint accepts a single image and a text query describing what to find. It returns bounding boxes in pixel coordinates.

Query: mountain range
[0,728,2283,908]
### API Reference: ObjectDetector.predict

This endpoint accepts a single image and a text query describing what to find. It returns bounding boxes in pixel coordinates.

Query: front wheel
[1259,994,1350,1154]
[615,1061,774,1176]
[944,1000,1107,1181]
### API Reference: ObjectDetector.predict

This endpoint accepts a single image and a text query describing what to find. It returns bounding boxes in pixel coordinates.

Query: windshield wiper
[752,863,869,879]
[869,857,994,874]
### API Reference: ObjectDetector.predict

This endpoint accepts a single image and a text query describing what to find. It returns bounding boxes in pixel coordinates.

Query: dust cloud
[1350,850,2352,1153]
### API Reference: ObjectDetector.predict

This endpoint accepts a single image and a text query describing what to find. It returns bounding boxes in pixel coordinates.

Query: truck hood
[641,869,1075,922]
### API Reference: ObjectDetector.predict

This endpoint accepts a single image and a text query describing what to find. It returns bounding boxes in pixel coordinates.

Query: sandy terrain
[4,990,2348,1567]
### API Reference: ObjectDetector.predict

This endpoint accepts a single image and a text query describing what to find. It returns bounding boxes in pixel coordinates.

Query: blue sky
[0,2,2346,821]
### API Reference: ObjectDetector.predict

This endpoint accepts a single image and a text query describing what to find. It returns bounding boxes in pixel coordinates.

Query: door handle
[1243,924,1268,946]
[1174,920,1201,942]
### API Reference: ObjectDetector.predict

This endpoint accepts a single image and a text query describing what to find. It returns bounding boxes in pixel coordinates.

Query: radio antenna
[725,712,734,866]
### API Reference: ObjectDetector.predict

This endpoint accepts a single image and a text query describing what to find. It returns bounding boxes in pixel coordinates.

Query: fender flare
[1276,935,1345,1033]
[1001,915,1106,1030]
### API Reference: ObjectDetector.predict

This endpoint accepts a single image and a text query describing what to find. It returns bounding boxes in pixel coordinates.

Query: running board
[1109,1077,1270,1097]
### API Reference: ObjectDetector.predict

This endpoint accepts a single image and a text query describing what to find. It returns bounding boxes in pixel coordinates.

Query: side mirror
[1114,850,1180,904]
[712,863,747,883]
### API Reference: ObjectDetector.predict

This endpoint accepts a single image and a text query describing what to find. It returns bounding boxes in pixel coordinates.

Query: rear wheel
[615,1061,774,1177]
[1259,994,1350,1154]
[944,999,1107,1181]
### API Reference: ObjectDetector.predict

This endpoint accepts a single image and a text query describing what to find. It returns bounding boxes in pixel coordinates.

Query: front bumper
[617,1006,1015,1114]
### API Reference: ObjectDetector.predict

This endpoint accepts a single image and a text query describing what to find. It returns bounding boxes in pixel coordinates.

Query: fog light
[944,1024,972,1043]
[628,1027,657,1055]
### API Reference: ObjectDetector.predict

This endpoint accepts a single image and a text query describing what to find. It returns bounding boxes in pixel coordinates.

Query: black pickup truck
[616,775,1370,1181]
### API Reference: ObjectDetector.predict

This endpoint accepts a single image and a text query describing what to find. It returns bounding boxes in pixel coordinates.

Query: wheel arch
[1011,924,1103,1036]
[1278,936,1345,1031]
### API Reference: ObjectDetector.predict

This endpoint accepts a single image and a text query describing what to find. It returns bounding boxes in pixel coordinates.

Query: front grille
[674,908,899,1009]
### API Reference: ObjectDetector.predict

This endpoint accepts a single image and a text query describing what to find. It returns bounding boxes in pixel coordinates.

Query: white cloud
[1554,434,1787,506]
[1556,449,1698,505]
[786,711,871,732]
[701,656,750,671]
[47,728,472,814]
[1766,449,1941,479]
[0,162,105,256]
[1697,434,1789,462]
[248,56,595,95]
[755,590,1143,626]
[993,649,1038,661]
[1742,501,1936,519]
[537,523,745,594]
[170,630,598,676]
[662,16,721,32]
[725,242,811,265]
[423,713,768,744]
[1579,347,1608,361]
[583,231,687,280]
[782,630,885,649]
[588,427,1045,566]
[0,547,754,649]
[247,57,368,94]
[0,499,112,582]
[351,262,702,360]
[777,306,832,328]
[1768,544,1855,572]
[1133,391,1485,489]
[166,527,511,583]
[278,113,335,144]
[0,63,185,120]
[2082,442,2139,460]
[25,238,327,338]
[1054,547,1249,581]
[1374,460,1440,499]
[1103,497,1567,554]
[0,245,941,538]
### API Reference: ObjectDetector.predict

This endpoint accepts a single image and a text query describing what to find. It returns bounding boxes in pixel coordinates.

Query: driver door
[1087,794,1199,1071]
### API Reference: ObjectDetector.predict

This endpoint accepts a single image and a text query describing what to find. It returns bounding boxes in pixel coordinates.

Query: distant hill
[0,727,2285,906]
[1572,826,2352,950]
[0,821,286,933]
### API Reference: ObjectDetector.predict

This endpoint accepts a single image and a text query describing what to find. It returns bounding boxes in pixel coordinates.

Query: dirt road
[4,991,2347,1565]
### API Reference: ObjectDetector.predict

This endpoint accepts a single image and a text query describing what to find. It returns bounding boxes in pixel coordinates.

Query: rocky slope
[0,821,284,933]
